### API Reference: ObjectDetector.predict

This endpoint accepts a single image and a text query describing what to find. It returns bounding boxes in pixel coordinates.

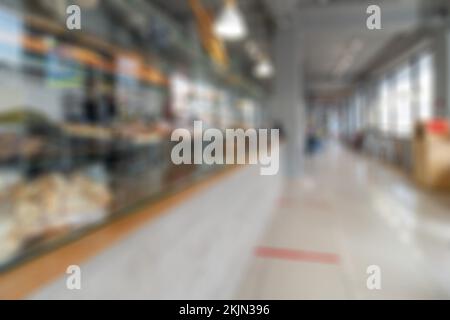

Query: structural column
[271,15,306,177]
[433,25,450,118]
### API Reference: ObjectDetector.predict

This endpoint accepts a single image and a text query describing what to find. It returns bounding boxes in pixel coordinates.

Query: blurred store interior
[0,0,450,299]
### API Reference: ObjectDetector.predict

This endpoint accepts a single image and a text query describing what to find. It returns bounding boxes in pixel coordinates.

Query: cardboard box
[413,120,450,190]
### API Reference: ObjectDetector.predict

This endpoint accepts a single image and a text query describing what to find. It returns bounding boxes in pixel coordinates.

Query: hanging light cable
[213,0,248,41]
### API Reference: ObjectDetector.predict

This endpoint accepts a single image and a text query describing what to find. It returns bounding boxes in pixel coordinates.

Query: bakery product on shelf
[115,121,172,145]
[0,134,45,161]
[60,121,172,145]
[3,173,112,241]
[61,124,113,141]
[0,202,21,265]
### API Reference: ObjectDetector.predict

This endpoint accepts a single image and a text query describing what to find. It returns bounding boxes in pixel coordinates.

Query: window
[344,52,434,138]
[396,65,412,136]
[418,53,434,121]
[379,78,390,133]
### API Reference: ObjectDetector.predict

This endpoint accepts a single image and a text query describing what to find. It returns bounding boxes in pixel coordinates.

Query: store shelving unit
[0,2,265,273]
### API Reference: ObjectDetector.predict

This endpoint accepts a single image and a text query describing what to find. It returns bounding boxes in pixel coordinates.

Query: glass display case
[0,3,263,272]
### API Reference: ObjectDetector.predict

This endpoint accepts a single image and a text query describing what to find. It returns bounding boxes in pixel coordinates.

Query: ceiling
[25,0,450,99]
[299,0,424,98]
[150,0,275,78]
[149,0,450,100]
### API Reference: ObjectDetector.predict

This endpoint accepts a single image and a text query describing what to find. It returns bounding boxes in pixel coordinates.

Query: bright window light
[396,65,412,137]
[419,53,434,121]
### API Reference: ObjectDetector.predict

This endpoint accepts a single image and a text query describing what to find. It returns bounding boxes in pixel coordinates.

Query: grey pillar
[272,16,306,177]
[433,26,450,118]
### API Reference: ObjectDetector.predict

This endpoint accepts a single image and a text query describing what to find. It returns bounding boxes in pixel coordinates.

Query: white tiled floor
[30,142,450,299]
[30,165,283,300]
[237,143,450,300]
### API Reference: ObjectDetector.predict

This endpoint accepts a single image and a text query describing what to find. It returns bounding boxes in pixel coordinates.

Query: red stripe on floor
[255,246,340,265]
